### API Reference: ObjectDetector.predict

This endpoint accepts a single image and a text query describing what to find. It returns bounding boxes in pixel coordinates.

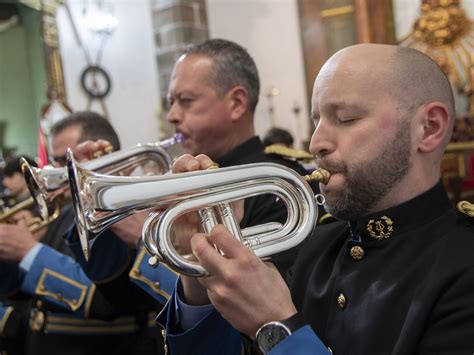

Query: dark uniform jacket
[291,180,474,354]
[158,181,474,355]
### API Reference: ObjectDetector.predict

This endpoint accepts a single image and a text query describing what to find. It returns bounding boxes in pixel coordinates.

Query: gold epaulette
[457,200,474,217]
[264,144,314,160]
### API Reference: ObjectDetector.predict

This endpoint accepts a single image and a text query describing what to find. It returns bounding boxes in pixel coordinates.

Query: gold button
[350,246,364,261]
[148,256,160,267]
[36,300,43,308]
[30,310,45,332]
[337,293,346,308]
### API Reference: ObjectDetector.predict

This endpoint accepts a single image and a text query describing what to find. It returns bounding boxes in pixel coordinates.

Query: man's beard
[320,118,412,220]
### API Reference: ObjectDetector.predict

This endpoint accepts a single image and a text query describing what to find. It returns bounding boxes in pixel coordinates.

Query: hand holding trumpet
[172,154,297,338]
[0,214,40,262]
[73,139,114,163]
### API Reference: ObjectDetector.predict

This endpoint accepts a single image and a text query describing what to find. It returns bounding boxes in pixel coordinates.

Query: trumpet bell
[21,158,65,221]
[67,148,329,272]
[21,136,178,223]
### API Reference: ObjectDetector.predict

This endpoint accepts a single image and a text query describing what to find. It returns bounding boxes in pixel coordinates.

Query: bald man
[156,44,474,354]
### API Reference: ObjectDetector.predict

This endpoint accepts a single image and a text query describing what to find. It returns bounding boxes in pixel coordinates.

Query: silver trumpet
[21,134,182,222]
[67,149,330,275]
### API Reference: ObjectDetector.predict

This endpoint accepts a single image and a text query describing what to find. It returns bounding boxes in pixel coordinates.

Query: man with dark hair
[263,127,294,148]
[2,156,37,206]
[158,44,474,354]
[49,111,120,167]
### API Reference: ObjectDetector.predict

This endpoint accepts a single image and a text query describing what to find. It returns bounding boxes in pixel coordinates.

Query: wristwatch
[255,312,305,354]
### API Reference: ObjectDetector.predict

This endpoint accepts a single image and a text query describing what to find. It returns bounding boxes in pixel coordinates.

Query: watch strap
[280,312,305,333]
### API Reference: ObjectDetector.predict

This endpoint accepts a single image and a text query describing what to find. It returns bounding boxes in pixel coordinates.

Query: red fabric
[463,155,474,189]
[37,125,49,168]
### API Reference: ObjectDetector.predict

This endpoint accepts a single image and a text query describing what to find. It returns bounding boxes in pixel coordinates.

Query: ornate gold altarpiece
[400,0,474,201]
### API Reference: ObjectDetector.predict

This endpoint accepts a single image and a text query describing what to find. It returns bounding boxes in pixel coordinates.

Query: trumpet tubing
[67,149,330,275]
[0,197,60,233]
[21,134,180,221]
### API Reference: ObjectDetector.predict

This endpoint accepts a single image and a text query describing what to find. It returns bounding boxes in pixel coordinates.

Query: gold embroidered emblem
[366,216,394,240]
[457,200,474,217]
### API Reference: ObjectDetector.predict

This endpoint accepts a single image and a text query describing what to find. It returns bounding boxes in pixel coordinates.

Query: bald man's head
[318,44,455,149]
[390,46,455,146]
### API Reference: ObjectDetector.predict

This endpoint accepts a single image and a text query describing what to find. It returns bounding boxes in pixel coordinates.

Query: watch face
[257,322,291,353]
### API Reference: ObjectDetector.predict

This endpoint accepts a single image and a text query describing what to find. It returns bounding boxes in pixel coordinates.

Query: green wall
[0,4,48,159]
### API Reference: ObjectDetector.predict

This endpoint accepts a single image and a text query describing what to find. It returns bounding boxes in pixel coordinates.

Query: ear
[417,102,451,153]
[226,86,249,121]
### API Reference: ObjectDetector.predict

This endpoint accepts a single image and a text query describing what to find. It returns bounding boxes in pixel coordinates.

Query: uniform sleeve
[156,285,242,355]
[65,226,133,283]
[19,244,124,319]
[128,247,179,305]
[20,244,94,315]
[269,326,331,355]
[66,225,165,313]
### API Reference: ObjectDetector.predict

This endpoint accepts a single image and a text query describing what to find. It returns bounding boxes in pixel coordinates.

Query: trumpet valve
[304,168,330,185]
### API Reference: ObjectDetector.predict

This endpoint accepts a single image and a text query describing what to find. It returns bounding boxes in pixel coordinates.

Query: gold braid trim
[457,200,474,217]
[264,144,313,160]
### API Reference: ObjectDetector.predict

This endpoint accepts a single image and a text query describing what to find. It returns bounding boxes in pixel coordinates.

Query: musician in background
[2,156,37,207]
[158,44,474,354]
[0,111,163,355]
[263,127,294,148]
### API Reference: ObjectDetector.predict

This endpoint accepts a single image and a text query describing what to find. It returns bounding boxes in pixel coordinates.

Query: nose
[166,102,182,126]
[309,119,336,159]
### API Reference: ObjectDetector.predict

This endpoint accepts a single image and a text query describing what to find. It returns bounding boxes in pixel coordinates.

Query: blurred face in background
[3,172,28,197]
[51,125,82,168]
[51,125,82,200]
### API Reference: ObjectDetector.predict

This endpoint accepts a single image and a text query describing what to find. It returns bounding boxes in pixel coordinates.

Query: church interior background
[0,0,473,201]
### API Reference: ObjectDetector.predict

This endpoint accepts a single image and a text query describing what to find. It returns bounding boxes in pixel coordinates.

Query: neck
[213,115,255,160]
[368,162,440,214]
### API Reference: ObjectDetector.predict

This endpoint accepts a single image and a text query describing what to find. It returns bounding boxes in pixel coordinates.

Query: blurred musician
[0,112,162,355]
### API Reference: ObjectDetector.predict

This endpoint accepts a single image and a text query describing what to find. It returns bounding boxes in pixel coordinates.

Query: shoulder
[430,202,474,269]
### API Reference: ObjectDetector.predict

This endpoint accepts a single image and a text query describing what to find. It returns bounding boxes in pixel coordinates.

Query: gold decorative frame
[20,0,67,105]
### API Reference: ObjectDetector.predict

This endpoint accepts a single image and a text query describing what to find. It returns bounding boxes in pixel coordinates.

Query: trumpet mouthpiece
[304,168,331,185]
[159,133,185,148]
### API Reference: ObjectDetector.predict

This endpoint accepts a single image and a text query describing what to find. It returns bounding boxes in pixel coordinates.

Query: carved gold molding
[20,0,67,105]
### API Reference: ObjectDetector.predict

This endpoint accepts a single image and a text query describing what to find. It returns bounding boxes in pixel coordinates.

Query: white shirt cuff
[19,243,43,272]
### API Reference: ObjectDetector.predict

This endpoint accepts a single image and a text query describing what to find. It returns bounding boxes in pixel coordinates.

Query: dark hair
[50,111,121,150]
[263,127,294,147]
[180,39,260,113]
[4,156,37,177]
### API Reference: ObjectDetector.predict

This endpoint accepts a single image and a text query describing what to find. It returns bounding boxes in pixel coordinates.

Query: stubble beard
[322,118,412,220]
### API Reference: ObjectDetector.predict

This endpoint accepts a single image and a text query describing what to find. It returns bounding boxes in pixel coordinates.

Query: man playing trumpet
[157,44,474,354]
